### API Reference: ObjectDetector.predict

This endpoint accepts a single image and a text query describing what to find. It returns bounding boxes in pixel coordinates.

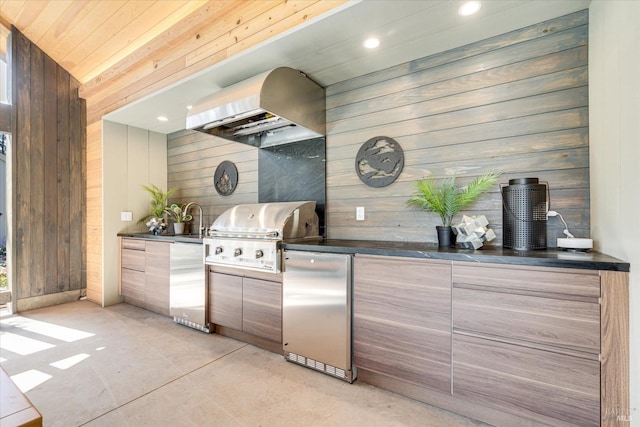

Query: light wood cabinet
[119,238,170,316]
[353,254,452,393]
[351,257,627,427]
[120,268,144,303]
[242,277,282,343]
[452,262,601,426]
[209,272,242,330]
[453,333,599,427]
[120,239,145,307]
[208,269,282,344]
[453,287,600,353]
[144,241,170,316]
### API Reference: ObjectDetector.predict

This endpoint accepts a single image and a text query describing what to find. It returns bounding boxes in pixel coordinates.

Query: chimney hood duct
[186,67,325,147]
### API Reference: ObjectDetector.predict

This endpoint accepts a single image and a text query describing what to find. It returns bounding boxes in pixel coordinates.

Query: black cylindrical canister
[502,178,547,250]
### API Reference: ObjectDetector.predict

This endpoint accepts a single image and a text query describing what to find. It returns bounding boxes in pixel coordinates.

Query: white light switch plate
[121,211,133,222]
[356,207,365,221]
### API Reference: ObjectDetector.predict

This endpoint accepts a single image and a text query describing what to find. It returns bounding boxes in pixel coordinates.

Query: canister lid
[508,178,539,185]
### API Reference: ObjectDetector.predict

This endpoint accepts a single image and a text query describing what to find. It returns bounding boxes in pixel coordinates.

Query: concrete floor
[0,301,488,427]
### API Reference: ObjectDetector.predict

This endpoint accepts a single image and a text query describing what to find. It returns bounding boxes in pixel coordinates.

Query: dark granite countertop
[118,233,630,272]
[281,239,630,272]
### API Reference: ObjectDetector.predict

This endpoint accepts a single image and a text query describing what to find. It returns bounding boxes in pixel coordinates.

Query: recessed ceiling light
[186,105,192,110]
[363,37,380,49]
[157,116,168,122]
[458,1,481,16]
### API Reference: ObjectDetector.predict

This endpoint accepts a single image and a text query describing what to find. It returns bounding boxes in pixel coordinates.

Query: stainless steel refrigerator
[282,250,356,382]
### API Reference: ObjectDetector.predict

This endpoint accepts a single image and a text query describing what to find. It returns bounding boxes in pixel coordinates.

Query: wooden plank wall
[85,121,101,304]
[167,129,258,227]
[80,1,346,124]
[325,10,589,244]
[166,11,590,246]
[83,0,345,305]
[11,28,86,304]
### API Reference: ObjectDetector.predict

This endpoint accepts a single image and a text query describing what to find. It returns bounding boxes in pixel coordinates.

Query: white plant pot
[173,223,185,235]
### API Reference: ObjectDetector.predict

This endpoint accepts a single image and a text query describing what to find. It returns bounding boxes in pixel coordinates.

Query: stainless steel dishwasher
[282,250,356,382]
[170,242,210,333]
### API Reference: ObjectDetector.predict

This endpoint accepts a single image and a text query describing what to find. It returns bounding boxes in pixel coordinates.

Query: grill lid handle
[209,230,279,238]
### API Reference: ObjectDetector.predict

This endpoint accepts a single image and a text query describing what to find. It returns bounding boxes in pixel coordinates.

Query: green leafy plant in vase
[138,184,177,235]
[407,171,501,247]
[165,203,193,235]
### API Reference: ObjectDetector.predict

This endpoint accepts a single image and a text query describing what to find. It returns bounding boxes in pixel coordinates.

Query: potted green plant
[138,184,176,235]
[164,203,193,235]
[407,171,501,247]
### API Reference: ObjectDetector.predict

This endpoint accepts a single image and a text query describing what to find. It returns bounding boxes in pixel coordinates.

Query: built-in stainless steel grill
[203,201,319,273]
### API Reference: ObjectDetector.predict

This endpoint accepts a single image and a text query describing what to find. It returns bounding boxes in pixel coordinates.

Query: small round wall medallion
[355,136,404,187]
[214,160,238,196]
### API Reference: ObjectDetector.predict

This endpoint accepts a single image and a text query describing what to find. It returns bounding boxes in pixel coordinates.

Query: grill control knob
[255,250,264,259]
[233,248,242,257]
[215,247,223,255]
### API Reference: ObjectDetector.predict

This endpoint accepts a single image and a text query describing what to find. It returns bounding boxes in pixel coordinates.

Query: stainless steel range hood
[186,67,325,148]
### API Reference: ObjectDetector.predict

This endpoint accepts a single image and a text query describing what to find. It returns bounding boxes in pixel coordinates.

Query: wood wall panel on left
[11,28,86,310]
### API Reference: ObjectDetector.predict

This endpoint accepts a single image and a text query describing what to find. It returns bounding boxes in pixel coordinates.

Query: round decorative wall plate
[355,136,404,188]
[214,160,238,196]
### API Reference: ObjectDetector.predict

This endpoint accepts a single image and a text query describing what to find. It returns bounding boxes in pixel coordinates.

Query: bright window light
[363,37,380,49]
[1,317,94,342]
[11,370,52,393]
[459,1,481,16]
[0,332,55,355]
[50,353,90,370]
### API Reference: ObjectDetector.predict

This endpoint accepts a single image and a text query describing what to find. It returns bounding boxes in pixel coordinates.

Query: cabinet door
[353,255,451,393]
[243,278,282,343]
[145,241,170,316]
[209,272,242,330]
[121,268,145,306]
[453,333,600,426]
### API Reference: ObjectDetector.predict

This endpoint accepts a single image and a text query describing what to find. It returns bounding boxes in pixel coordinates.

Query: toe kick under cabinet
[352,255,629,427]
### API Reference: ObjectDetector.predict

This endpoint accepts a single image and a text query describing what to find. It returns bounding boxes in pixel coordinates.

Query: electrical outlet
[356,206,365,221]
[121,211,133,222]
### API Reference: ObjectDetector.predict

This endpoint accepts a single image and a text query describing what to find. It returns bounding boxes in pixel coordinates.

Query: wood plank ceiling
[0,0,208,83]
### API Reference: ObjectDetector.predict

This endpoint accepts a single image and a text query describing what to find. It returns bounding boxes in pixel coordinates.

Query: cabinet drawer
[122,238,146,251]
[452,262,600,298]
[453,287,600,354]
[453,333,599,426]
[122,248,145,271]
